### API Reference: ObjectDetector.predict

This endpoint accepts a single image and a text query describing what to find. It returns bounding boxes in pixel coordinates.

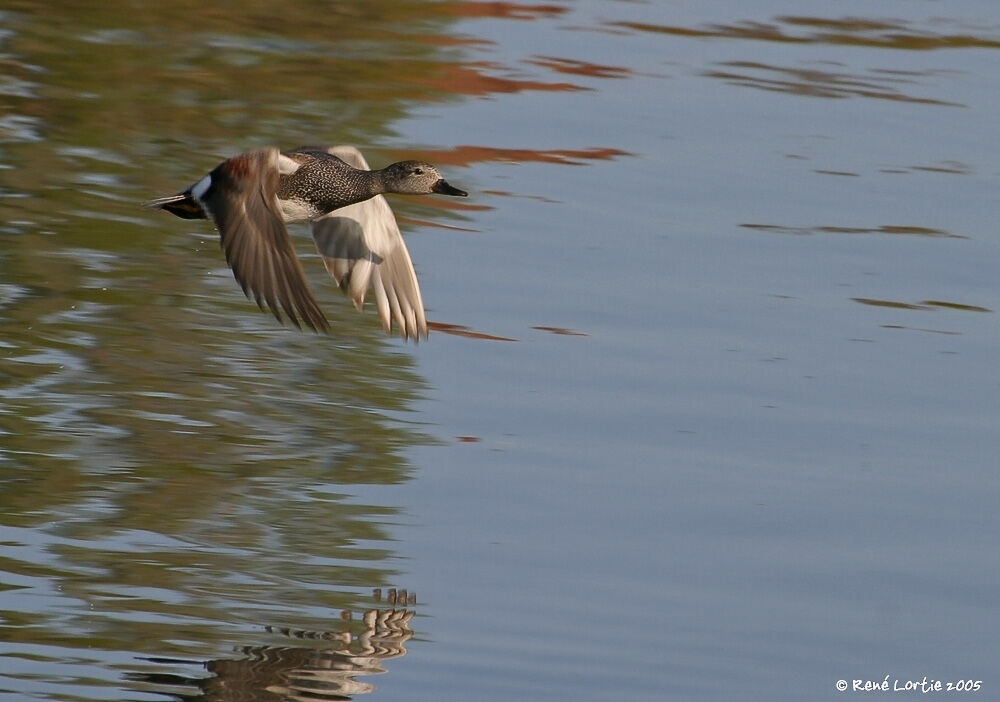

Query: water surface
[1,1,999,700]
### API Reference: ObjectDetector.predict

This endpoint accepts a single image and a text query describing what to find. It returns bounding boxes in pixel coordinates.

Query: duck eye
[413,167,424,175]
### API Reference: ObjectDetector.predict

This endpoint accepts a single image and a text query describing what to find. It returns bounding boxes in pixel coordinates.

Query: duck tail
[146,192,206,220]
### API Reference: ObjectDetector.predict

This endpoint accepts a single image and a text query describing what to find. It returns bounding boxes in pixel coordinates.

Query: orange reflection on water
[427,321,517,341]
[740,223,967,239]
[610,15,1000,51]
[408,145,632,167]
[441,1,568,21]
[416,61,586,97]
[526,55,633,79]
[480,189,560,203]
[705,61,961,106]
[532,325,588,336]
[399,215,483,232]
[853,298,991,313]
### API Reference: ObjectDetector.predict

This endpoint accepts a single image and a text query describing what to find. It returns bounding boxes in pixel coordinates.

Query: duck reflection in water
[130,588,417,701]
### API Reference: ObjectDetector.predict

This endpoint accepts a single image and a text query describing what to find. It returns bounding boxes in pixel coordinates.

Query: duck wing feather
[202,148,330,333]
[310,146,427,341]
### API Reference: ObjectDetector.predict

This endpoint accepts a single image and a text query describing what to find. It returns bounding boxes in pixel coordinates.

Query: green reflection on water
[0,1,468,696]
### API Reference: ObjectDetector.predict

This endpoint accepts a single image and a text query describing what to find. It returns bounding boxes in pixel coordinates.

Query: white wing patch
[278,197,317,223]
[276,153,302,175]
[190,174,212,202]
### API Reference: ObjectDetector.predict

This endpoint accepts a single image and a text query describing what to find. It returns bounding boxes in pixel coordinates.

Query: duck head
[381,160,468,197]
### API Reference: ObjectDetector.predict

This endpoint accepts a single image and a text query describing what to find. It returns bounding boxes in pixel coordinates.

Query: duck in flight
[147,145,467,340]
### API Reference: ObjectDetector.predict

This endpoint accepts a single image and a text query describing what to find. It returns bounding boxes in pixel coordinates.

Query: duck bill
[432,179,468,197]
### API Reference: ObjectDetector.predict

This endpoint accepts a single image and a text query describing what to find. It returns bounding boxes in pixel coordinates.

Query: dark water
[2,1,999,700]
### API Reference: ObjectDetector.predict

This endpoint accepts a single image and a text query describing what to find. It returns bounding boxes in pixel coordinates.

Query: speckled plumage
[276,148,379,220]
[147,145,467,338]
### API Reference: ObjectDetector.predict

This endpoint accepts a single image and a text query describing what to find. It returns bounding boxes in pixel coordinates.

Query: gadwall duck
[148,145,467,340]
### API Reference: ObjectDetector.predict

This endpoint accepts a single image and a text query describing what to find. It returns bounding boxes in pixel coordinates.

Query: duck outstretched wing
[202,148,330,333]
[310,146,427,341]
